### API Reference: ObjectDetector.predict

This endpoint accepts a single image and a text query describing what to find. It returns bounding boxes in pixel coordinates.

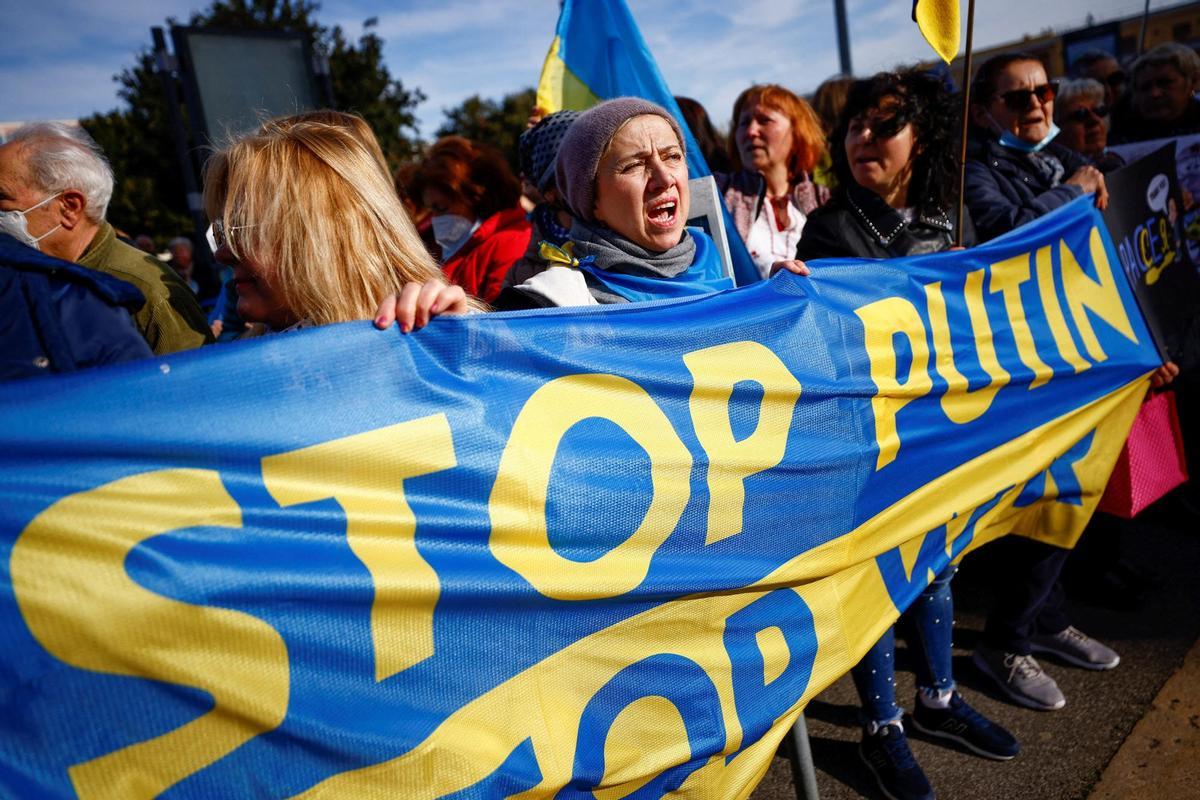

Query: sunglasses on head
[1065,104,1109,122]
[995,81,1059,111]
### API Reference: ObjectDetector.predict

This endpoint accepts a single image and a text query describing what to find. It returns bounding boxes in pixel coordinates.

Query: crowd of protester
[0,37,1197,800]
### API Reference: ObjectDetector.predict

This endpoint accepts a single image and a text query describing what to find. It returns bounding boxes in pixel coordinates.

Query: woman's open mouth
[647,198,679,230]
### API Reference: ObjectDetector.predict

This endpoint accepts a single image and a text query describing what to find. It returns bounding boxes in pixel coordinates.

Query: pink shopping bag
[1098,390,1189,518]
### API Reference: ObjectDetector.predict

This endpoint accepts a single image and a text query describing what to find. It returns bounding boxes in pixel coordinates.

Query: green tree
[436,88,537,173]
[81,0,424,241]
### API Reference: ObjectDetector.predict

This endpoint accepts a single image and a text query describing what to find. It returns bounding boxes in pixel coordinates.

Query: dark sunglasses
[1065,104,1109,122]
[848,112,910,140]
[1105,70,1126,87]
[995,81,1059,111]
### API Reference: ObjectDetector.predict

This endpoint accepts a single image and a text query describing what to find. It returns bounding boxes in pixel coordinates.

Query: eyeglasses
[995,81,1060,111]
[1104,70,1126,88]
[210,218,255,255]
[1065,104,1109,122]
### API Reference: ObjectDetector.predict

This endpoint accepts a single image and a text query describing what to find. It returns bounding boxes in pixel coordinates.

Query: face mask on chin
[0,192,64,250]
[989,111,1061,154]
[431,214,480,259]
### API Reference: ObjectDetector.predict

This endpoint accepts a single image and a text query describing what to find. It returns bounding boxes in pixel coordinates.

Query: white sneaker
[972,645,1066,711]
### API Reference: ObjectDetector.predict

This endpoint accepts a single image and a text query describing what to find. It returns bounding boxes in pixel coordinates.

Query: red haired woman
[408,137,532,303]
[717,85,830,278]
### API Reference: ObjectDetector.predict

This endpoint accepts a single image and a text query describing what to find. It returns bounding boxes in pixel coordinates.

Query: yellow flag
[913,0,960,63]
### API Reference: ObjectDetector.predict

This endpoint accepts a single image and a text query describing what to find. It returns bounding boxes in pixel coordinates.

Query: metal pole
[1137,0,1152,56]
[152,27,217,290]
[313,42,336,108]
[954,0,977,248]
[788,714,820,800]
[833,0,853,76]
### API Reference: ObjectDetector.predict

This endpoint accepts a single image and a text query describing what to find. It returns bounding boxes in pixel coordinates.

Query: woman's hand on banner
[1066,165,1109,211]
[769,259,810,277]
[1150,360,1180,388]
[374,280,469,333]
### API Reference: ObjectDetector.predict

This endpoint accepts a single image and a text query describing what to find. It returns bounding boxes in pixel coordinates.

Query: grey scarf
[568,221,696,303]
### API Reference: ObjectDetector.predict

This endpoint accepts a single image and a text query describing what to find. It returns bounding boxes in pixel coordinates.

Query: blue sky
[0,0,1181,137]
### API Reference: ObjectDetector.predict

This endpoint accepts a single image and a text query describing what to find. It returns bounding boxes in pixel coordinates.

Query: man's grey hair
[167,236,193,253]
[1132,42,1200,87]
[7,122,114,222]
[1054,79,1107,125]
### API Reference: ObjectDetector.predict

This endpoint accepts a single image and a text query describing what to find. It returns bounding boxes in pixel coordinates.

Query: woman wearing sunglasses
[965,52,1108,243]
[797,69,1017,800]
[1054,79,1125,174]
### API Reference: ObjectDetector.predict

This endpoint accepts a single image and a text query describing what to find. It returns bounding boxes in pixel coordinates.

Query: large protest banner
[0,198,1160,798]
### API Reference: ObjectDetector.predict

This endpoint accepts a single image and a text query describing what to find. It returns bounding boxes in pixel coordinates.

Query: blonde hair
[203,111,482,325]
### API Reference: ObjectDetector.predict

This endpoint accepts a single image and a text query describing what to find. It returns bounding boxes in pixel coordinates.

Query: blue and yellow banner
[0,198,1160,798]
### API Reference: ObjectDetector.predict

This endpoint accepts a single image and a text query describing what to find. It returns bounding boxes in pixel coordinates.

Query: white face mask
[0,192,63,250]
[431,214,480,259]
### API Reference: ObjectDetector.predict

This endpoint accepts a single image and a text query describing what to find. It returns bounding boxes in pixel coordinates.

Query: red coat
[441,207,532,304]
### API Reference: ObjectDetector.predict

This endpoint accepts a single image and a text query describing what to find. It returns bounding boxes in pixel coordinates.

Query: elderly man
[1111,43,1200,144]
[0,123,212,354]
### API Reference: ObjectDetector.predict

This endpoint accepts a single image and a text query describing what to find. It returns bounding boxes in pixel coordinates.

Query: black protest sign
[1102,143,1200,363]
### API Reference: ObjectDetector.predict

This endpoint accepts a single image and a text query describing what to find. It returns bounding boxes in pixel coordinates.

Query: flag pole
[954,0,976,248]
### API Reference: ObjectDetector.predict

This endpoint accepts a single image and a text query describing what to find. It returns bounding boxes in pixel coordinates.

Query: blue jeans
[851,563,957,726]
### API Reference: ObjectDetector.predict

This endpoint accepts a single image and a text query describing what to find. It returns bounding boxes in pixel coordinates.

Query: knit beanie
[519,110,581,193]
[555,98,686,223]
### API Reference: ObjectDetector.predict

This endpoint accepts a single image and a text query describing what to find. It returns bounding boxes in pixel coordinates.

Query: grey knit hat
[519,110,581,193]
[554,97,686,223]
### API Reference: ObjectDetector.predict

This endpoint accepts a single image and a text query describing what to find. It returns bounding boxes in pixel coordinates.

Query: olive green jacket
[78,223,213,355]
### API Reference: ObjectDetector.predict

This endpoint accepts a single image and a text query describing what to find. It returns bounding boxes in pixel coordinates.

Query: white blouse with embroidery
[744,200,806,279]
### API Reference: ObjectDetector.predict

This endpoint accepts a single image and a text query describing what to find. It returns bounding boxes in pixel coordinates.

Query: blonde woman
[203,111,479,334]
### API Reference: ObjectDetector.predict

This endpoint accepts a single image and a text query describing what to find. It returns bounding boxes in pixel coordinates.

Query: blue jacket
[964,135,1088,243]
[0,233,153,381]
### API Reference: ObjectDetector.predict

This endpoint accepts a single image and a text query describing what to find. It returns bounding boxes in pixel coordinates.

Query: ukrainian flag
[537,0,762,285]
[536,0,706,177]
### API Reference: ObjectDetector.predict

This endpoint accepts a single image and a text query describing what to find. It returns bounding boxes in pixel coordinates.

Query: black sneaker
[858,721,935,800]
[909,692,1020,760]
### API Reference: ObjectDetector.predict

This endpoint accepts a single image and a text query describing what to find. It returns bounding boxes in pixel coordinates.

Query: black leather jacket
[796,183,975,261]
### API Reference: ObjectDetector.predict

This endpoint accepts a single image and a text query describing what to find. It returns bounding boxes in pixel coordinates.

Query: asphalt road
[749,494,1200,800]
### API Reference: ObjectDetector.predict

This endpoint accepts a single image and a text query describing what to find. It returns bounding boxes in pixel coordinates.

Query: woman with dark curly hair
[797,69,972,262]
[796,69,1017,800]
